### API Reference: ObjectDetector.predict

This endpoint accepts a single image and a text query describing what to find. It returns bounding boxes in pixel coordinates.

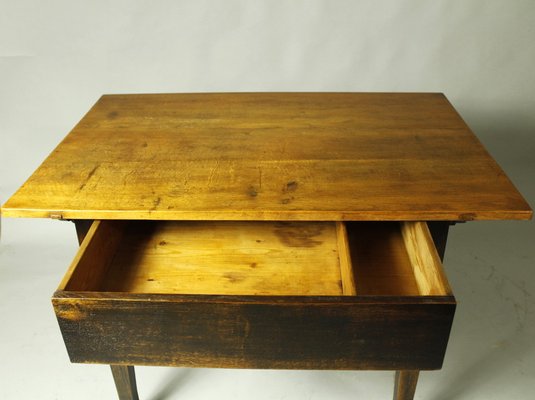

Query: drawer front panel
[53,294,455,370]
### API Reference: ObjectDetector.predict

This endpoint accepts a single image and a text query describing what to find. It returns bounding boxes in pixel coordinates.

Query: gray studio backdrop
[1,1,534,399]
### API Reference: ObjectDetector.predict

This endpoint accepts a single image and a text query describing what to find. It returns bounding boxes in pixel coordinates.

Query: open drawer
[52,221,455,370]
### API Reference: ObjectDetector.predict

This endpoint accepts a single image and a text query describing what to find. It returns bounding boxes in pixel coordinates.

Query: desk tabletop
[1,92,531,221]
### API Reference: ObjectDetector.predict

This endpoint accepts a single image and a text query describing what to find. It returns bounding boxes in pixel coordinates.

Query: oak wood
[110,365,139,400]
[60,220,449,298]
[52,220,455,370]
[2,93,531,221]
[336,222,356,295]
[401,222,452,295]
[394,370,419,400]
[348,222,420,296]
[100,220,344,296]
[58,220,126,291]
[52,293,455,370]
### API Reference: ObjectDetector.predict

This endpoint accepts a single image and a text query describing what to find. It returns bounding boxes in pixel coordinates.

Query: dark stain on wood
[223,272,245,283]
[77,164,101,192]
[284,181,298,192]
[247,186,258,197]
[273,222,323,247]
[458,213,476,221]
[87,164,100,180]
[151,197,161,210]
[107,111,119,119]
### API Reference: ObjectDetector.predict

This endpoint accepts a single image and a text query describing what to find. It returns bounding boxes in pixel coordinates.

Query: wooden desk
[2,93,531,400]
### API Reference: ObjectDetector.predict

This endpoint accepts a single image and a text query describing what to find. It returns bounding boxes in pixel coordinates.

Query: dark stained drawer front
[52,220,456,370]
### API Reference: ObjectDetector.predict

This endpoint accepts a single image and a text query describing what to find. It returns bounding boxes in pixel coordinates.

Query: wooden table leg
[110,365,139,400]
[393,370,419,400]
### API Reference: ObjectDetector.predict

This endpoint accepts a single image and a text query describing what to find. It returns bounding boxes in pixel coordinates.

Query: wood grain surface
[400,222,452,296]
[53,219,456,370]
[110,365,139,400]
[3,93,530,221]
[59,220,450,298]
[336,222,356,295]
[394,370,420,400]
[100,221,345,296]
[59,220,125,291]
[52,293,455,370]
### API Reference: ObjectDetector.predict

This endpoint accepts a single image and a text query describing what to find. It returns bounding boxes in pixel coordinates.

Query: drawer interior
[59,220,451,297]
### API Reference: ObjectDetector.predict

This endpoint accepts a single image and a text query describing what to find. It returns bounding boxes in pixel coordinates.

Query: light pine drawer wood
[52,220,456,370]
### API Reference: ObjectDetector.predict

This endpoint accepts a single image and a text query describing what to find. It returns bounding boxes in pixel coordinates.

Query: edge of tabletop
[0,206,532,221]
